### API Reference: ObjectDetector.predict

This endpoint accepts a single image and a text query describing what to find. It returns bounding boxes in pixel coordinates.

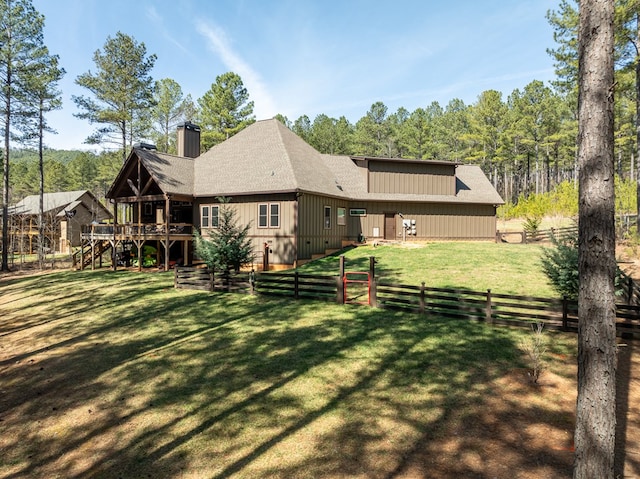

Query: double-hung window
[201,205,219,228]
[259,203,280,228]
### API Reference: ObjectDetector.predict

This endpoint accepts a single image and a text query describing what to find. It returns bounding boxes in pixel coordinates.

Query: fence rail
[174,266,640,337]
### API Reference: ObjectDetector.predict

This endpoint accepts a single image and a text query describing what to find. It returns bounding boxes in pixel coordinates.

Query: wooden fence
[174,266,252,293]
[174,265,640,337]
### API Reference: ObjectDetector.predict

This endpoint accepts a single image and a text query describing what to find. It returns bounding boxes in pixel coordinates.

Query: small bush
[523,215,542,237]
[540,231,579,299]
[519,322,547,384]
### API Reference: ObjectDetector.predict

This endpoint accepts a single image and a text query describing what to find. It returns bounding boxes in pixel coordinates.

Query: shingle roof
[193,119,345,197]
[11,190,88,215]
[121,118,503,206]
[136,148,195,197]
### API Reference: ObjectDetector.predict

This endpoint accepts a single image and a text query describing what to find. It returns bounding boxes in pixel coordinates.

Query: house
[101,119,503,270]
[9,190,112,254]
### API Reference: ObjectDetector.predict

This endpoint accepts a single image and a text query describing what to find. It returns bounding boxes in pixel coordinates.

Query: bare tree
[574,0,617,478]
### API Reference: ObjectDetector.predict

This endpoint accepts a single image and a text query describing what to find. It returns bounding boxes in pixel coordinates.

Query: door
[384,213,396,240]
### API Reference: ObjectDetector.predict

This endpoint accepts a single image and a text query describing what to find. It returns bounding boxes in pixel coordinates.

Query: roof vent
[133,142,157,151]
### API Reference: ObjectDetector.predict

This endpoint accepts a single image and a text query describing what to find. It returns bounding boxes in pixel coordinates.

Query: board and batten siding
[366,161,456,195]
[194,194,298,266]
[347,202,497,241]
[297,193,349,260]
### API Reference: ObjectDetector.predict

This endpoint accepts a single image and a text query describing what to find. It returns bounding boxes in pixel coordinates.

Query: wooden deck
[81,223,193,241]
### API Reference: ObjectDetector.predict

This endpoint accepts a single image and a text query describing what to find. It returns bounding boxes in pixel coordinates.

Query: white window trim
[201,204,219,229]
[258,202,280,228]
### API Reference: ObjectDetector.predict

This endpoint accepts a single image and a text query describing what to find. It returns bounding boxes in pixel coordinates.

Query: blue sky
[32,0,561,151]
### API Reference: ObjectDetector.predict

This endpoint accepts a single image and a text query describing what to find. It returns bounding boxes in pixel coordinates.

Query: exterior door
[384,213,396,240]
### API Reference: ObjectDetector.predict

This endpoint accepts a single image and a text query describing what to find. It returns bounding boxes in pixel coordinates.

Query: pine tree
[73,32,156,163]
[150,78,195,153]
[574,0,617,476]
[193,199,254,275]
[0,0,48,271]
[197,72,255,151]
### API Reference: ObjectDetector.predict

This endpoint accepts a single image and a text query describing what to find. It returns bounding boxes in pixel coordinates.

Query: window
[337,207,346,226]
[201,205,209,228]
[349,208,367,216]
[211,206,219,228]
[324,206,331,229]
[270,203,280,227]
[201,205,219,228]
[259,203,280,228]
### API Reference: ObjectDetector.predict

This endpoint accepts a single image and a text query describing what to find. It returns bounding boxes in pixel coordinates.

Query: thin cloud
[194,20,278,119]
[145,6,191,56]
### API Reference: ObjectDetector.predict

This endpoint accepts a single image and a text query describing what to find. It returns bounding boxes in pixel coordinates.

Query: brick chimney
[176,121,201,158]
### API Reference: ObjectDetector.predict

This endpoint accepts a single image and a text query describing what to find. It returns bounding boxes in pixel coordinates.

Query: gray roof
[123,118,503,205]
[11,190,89,215]
[194,119,344,197]
[136,148,195,197]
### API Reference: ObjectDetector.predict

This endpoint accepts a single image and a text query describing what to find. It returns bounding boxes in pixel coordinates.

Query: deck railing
[81,223,193,239]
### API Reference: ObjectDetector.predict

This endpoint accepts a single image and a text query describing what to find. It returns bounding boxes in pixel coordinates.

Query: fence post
[370,277,378,308]
[294,271,299,299]
[336,275,344,304]
[562,296,568,331]
[628,277,633,305]
[420,282,425,314]
[249,269,256,295]
[486,289,493,324]
[174,265,178,288]
[369,256,376,280]
[210,269,215,292]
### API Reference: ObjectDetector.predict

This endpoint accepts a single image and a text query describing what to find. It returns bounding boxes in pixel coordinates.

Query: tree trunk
[574,1,617,478]
[635,12,640,234]
[38,99,45,270]
[1,66,11,272]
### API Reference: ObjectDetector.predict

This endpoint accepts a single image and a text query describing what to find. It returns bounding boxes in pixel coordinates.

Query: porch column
[112,200,118,271]
[164,196,170,271]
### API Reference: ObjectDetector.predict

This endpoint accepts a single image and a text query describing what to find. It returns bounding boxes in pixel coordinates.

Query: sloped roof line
[117,119,503,206]
[11,190,89,215]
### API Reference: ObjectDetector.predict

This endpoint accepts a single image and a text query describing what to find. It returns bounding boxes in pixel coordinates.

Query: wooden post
[249,269,256,295]
[370,277,378,308]
[420,282,425,314]
[165,196,170,272]
[369,256,376,280]
[486,289,493,324]
[210,269,214,292]
[174,266,178,288]
[337,255,345,304]
[112,202,118,271]
[562,296,569,331]
[294,271,299,299]
[627,277,633,305]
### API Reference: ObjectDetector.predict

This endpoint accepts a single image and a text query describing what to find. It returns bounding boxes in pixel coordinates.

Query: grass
[0,269,579,478]
[298,241,556,298]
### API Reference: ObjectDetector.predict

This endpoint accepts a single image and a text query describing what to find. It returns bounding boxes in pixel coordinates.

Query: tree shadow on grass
[0,270,578,478]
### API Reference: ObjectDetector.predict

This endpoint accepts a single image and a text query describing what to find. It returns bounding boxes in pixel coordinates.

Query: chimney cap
[177,121,201,132]
[133,142,157,151]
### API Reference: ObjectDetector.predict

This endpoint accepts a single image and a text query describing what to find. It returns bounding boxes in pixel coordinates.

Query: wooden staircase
[74,240,112,269]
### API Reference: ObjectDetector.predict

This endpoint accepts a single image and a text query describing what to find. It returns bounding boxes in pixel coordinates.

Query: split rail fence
[174,263,640,337]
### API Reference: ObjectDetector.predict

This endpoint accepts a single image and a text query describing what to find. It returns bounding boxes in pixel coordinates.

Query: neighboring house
[10,190,112,254]
[103,119,503,270]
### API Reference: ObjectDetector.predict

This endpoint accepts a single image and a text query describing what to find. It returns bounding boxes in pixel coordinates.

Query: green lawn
[298,241,555,298]
[0,269,577,478]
